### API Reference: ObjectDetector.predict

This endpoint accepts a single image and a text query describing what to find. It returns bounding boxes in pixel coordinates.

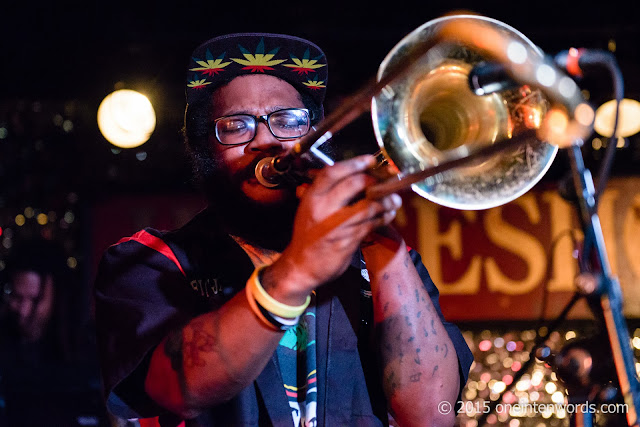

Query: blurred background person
[1,238,71,364]
[0,237,110,426]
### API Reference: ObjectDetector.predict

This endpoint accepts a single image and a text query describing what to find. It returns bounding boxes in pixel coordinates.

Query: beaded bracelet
[247,265,311,318]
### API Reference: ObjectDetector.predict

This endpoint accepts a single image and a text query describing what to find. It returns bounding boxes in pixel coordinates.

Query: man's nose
[248,122,285,152]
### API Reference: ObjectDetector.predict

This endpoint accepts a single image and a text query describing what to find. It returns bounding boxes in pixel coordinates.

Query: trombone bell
[372,14,559,210]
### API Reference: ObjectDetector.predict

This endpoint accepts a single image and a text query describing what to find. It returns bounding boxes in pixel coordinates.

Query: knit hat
[185,33,328,108]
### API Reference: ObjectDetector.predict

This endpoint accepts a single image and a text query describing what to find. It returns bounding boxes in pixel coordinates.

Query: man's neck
[211,204,294,252]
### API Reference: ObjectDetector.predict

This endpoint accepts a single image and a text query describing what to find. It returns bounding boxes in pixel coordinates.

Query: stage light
[97,89,156,148]
[594,98,640,138]
[36,213,48,225]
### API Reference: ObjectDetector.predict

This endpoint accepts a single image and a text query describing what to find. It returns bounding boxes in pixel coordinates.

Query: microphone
[553,48,615,78]
[468,48,614,95]
[467,61,521,96]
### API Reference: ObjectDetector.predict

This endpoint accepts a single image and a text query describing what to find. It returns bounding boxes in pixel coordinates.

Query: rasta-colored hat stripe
[186,33,328,107]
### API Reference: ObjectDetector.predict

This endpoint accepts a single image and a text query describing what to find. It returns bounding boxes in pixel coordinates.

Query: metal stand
[478,142,640,427]
[473,46,630,427]
[562,143,640,426]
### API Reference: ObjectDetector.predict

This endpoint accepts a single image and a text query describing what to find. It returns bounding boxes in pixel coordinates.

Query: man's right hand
[261,154,402,305]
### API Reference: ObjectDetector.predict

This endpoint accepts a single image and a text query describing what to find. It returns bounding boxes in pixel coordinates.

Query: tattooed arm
[144,287,290,419]
[361,227,460,427]
[143,156,401,419]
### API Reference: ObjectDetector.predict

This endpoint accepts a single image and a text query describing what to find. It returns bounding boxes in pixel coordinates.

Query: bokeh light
[97,89,156,148]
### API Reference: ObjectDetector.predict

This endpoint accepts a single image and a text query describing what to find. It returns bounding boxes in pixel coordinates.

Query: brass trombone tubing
[365,129,539,199]
[256,34,443,184]
[256,15,593,197]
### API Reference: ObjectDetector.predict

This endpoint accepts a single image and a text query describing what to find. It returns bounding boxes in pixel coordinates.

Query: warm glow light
[479,340,492,351]
[531,370,544,386]
[492,381,506,393]
[546,109,569,137]
[575,103,595,127]
[67,257,78,269]
[594,98,640,137]
[545,382,557,394]
[97,89,156,148]
[36,213,48,225]
[552,391,565,404]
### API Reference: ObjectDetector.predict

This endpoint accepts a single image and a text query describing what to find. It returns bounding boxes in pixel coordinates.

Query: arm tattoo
[385,370,400,397]
[431,365,439,377]
[378,276,452,398]
[184,320,215,368]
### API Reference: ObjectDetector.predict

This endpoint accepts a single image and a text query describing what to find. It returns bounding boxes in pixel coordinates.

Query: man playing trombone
[94,32,472,426]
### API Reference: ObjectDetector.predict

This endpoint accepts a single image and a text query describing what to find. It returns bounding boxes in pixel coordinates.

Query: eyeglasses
[212,108,311,145]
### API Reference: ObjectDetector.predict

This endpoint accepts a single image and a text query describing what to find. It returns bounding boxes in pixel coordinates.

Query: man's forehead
[214,74,301,95]
[211,74,304,114]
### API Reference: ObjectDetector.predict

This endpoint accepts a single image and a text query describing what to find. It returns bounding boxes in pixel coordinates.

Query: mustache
[211,154,265,184]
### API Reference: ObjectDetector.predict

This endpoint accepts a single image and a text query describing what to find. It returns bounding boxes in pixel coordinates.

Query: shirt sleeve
[93,229,194,419]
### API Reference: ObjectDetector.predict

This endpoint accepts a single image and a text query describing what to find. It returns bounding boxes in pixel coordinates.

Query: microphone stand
[561,142,640,426]
[475,48,635,427]
[478,142,640,427]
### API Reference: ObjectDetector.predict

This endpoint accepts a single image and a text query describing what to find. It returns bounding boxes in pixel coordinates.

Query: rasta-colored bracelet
[247,265,311,319]
[245,285,299,331]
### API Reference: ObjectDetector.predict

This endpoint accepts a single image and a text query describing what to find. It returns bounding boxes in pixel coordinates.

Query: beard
[203,155,299,252]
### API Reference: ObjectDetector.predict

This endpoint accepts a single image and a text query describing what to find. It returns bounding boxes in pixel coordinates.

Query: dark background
[1,1,638,293]
[2,0,639,198]
[2,0,639,314]
[0,1,639,424]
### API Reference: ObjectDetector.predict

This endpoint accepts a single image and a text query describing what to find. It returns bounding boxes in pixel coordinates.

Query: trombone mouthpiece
[255,157,283,188]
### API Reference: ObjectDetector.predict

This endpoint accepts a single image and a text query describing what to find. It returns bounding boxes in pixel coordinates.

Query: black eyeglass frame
[212,108,311,146]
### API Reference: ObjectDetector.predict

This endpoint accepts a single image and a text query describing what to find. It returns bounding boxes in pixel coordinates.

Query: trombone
[255,13,595,210]
[257,13,640,426]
